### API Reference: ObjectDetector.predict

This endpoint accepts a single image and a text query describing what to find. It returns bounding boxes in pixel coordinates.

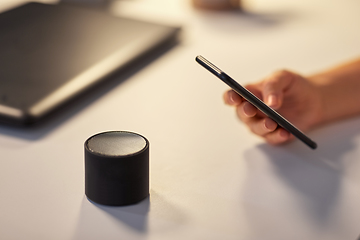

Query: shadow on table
[94,197,150,233]
[72,196,150,239]
[73,190,187,239]
[242,117,360,231]
[0,37,180,141]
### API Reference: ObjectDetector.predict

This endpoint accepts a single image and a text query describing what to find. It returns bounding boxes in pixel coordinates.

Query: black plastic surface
[85,131,149,206]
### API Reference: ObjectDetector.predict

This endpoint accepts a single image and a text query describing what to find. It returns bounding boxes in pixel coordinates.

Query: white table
[1,0,360,239]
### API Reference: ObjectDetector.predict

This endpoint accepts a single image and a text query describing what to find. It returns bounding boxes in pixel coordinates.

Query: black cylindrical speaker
[84,131,149,206]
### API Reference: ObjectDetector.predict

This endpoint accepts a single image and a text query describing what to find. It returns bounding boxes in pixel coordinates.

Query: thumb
[262,70,294,110]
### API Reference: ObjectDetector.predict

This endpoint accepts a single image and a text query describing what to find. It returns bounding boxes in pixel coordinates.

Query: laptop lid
[0,2,180,126]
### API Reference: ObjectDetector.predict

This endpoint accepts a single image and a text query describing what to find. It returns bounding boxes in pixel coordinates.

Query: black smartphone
[196,55,317,149]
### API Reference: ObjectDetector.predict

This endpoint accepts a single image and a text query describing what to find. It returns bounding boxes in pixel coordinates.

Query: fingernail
[279,129,290,139]
[243,102,256,117]
[229,91,241,104]
[267,94,278,108]
[264,118,277,131]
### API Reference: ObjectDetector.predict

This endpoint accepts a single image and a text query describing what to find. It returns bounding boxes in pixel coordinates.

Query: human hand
[223,70,324,145]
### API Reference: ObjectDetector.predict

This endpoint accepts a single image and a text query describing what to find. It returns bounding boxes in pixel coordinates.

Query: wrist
[307,59,360,125]
[306,76,330,128]
[308,74,359,126]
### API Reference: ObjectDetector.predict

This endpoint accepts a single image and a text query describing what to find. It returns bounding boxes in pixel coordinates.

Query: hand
[223,70,324,145]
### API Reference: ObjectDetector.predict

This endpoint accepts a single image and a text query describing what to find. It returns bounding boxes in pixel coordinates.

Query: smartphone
[196,55,317,149]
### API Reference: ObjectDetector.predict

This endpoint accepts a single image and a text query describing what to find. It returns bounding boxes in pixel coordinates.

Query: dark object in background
[0,2,180,126]
[85,131,149,206]
[192,0,241,10]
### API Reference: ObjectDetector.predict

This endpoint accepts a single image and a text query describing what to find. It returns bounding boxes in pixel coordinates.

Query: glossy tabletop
[1,0,360,239]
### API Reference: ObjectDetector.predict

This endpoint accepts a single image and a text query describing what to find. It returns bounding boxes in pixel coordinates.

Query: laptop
[0,2,180,126]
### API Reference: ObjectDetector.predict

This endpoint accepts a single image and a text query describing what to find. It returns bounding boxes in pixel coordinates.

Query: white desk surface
[1,0,360,239]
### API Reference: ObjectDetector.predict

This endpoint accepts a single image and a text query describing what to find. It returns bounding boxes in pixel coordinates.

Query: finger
[262,70,295,109]
[236,102,257,122]
[237,101,294,141]
[263,128,294,145]
[244,84,263,100]
[236,102,279,136]
[245,116,278,137]
[236,102,276,136]
[236,100,267,121]
[223,89,243,105]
